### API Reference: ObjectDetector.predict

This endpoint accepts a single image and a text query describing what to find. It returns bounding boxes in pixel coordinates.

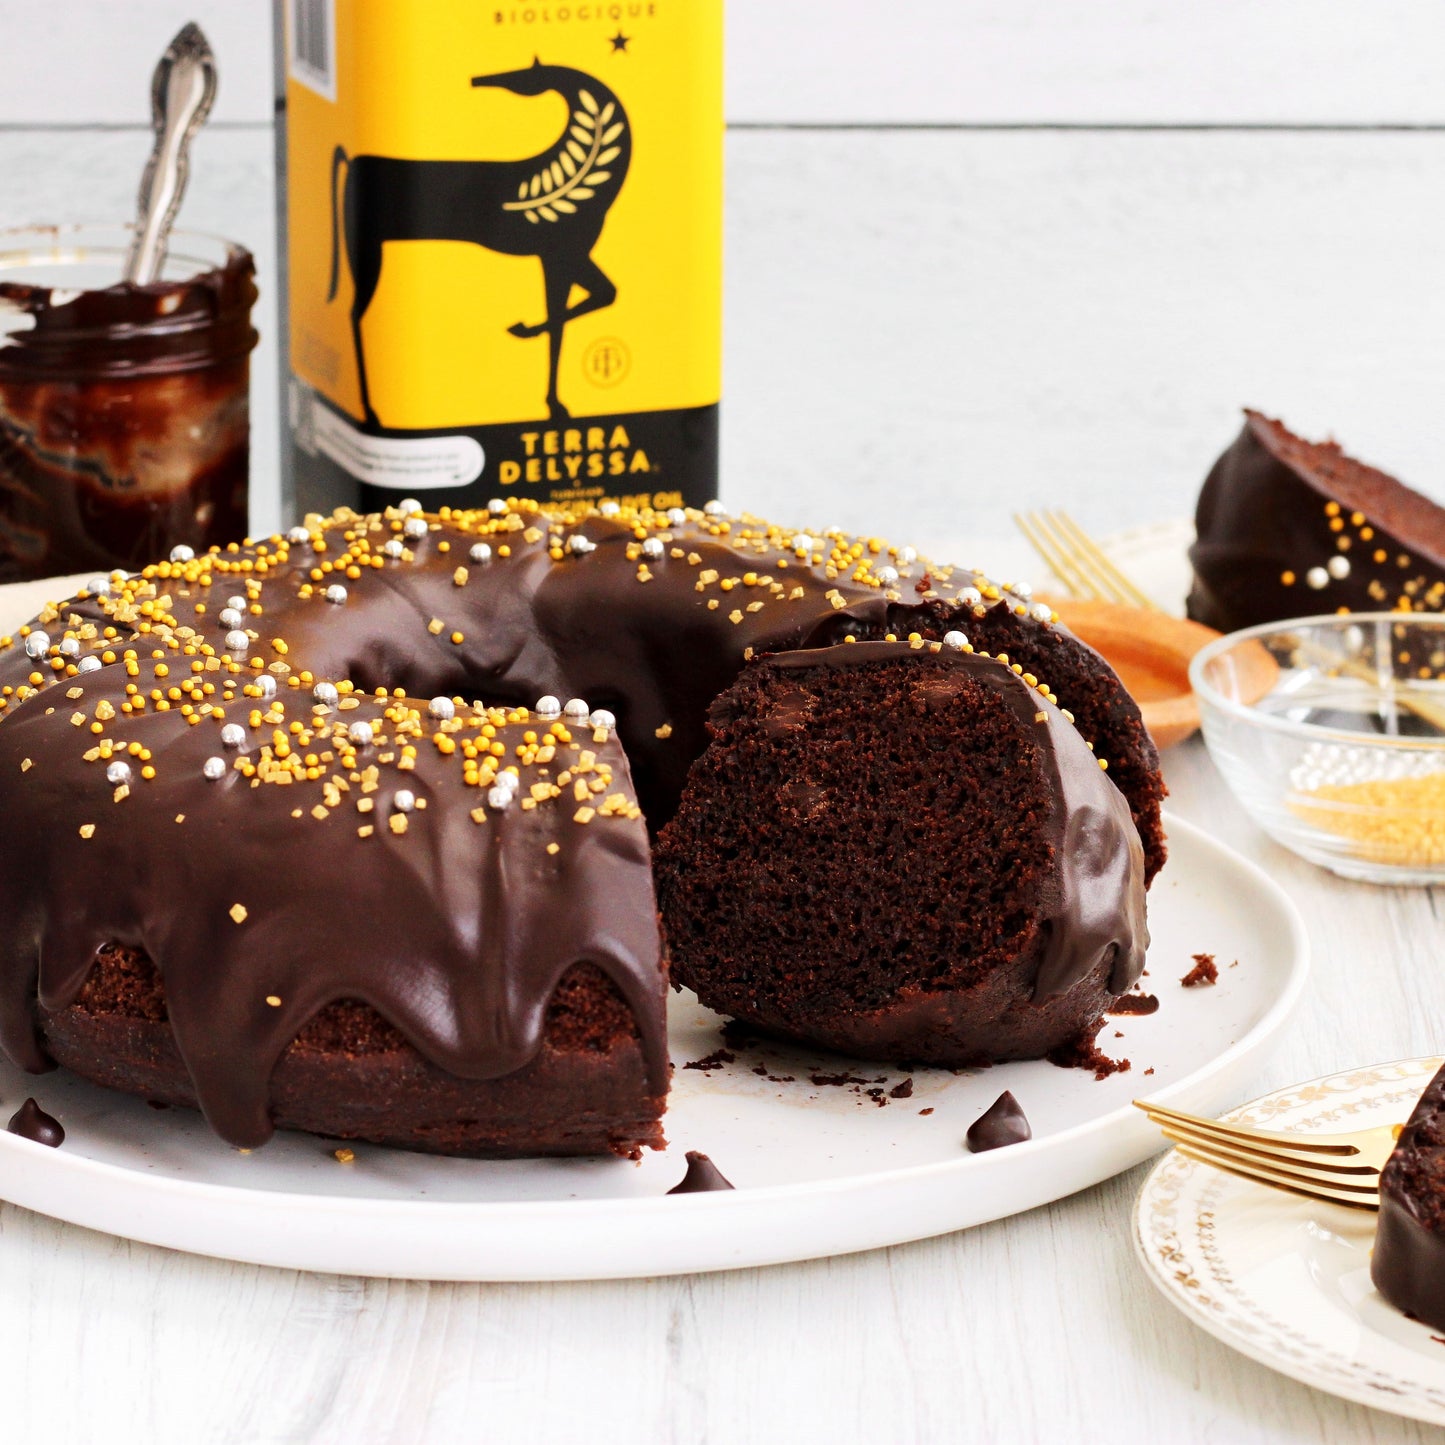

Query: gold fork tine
[1013,511,1092,598]
[1157,1120,1381,1176]
[1047,510,1162,612]
[1039,510,1132,606]
[1137,1100,1363,1156]
[1172,1142,1380,1211]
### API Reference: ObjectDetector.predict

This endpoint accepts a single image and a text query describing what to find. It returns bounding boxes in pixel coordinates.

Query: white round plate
[1134,1056,1445,1427]
[0,812,1305,1280]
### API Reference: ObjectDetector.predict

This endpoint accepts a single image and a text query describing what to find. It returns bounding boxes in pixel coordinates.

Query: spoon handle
[124,22,218,285]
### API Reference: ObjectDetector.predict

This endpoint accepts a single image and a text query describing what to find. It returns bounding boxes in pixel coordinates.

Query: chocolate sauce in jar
[0,225,257,583]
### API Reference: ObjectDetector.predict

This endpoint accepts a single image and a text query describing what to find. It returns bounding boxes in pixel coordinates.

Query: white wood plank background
[2,0,1445,125]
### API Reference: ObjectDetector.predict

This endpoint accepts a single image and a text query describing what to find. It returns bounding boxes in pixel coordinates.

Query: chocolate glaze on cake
[0,502,1165,879]
[1189,411,1445,634]
[1372,1064,1445,1332]
[7,1097,63,1147]
[0,659,666,1153]
[655,641,1148,1065]
[667,1150,734,1193]
[966,1092,1031,1152]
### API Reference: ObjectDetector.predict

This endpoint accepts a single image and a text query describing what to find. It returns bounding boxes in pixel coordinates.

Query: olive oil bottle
[275,0,723,520]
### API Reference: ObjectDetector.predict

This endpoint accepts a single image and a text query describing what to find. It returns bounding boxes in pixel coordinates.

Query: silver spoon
[123,22,218,285]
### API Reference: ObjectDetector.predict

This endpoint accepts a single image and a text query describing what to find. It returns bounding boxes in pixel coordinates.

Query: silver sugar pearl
[487,786,514,811]
[255,674,277,699]
[469,542,492,565]
[667,507,688,525]
[589,708,616,729]
[488,498,509,515]
[535,695,562,718]
[105,760,132,786]
[393,790,416,813]
[383,538,405,559]
[1031,602,1054,623]
[942,630,968,650]
[428,696,456,720]
[898,546,918,565]
[84,576,110,596]
[78,655,102,674]
[58,637,80,658]
[347,720,374,747]
[403,517,429,540]
[227,595,247,611]
[203,756,228,781]
[287,526,310,545]
[225,630,251,652]
[641,537,665,560]
[218,607,244,630]
[1010,580,1033,600]
[492,770,519,793]
[313,682,339,708]
[790,534,814,554]
[397,497,423,515]
[324,584,348,605]
[599,501,621,517]
[1328,555,1351,580]
[875,565,899,586]
[169,544,195,563]
[959,587,983,607]
[703,500,727,516]
[220,724,246,749]
[566,534,596,555]
[23,631,49,658]
[1306,566,1329,590]
[563,698,590,719]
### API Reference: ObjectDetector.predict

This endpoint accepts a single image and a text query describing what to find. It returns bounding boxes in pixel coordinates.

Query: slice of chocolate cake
[1189,410,1445,634]
[1372,1064,1445,1332]
[654,639,1148,1065]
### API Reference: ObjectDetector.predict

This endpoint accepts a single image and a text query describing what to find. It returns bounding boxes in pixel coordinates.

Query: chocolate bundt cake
[1189,410,1445,634]
[1373,1064,1445,1332]
[655,641,1147,1063]
[0,500,1166,1155]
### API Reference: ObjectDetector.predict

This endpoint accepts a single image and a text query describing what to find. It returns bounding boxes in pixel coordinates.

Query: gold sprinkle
[311,804,330,821]
[546,842,560,855]
[334,1148,355,1164]
[265,994,282,1007]
[230,903,249,924]
[729,609,744,624]
[20,758,32,772]
[176,814,186,823]
[389,813,409,835]
[574,806,596,824]
[453,567,469,586]
[655,723,673,739]
[78,823,95,839]
[427,618,444,636]
[358,824,374,838]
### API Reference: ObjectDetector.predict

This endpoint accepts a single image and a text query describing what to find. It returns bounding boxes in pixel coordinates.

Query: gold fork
[1134,1099,1398,1210]
[1013,509,1162,612]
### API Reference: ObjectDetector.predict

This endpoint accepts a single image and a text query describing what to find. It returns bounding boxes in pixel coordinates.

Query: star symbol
[609,31,631,53]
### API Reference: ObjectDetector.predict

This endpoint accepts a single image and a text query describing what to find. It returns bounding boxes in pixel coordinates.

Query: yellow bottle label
[283,0,721,511]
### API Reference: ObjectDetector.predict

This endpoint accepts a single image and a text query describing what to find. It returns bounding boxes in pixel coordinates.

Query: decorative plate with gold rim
[1134,1056,1445,1427]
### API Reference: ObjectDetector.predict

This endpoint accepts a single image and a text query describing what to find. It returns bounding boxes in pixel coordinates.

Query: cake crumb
[684,1049,735,1072]
[919,1107,934,1115]
[1144,1067,1155,1076]
[1107,992,1159,1016]
[229,903,248,924]
[890,1078,914,1099]
[1049,1028,1131,1080]
[1181,954,1219,988]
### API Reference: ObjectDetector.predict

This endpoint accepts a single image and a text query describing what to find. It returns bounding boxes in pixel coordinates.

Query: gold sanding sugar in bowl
[1291,773,1445,866]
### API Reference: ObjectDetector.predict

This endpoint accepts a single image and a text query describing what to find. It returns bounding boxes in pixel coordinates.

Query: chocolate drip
[667,1150,734,1193]
[7,1097,63,1147]
[966,1091,1031,1152]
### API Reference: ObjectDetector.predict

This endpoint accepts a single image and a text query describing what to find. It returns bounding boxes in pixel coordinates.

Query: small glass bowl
[1190,613,1445,885]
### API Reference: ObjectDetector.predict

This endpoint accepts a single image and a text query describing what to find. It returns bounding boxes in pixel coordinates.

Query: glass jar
[0,224,258,583]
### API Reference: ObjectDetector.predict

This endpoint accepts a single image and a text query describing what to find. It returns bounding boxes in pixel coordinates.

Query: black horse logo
[327,59,631,425]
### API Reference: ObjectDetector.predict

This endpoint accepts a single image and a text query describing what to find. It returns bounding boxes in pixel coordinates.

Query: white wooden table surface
[3,4,1445,1439]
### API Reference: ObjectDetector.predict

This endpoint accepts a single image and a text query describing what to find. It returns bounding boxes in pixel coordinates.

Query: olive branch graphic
[503,89,623,223]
